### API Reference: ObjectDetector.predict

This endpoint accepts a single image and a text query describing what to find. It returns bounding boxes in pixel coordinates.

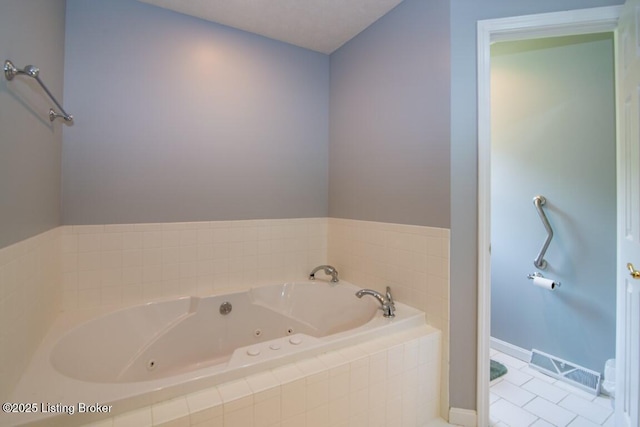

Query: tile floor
[489,349,614,427]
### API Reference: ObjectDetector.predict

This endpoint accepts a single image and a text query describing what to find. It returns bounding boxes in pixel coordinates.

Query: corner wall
[0,0,65,248]
[62,0,329,225]
[328,0,450,228]
[0,0,66,401]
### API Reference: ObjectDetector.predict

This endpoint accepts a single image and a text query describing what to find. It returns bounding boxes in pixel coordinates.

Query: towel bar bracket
[4,60,17,80]
[4,59,73,123]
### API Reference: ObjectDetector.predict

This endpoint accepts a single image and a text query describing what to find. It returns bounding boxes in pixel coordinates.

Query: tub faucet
[355,286,396,318]
[309,265,339,283]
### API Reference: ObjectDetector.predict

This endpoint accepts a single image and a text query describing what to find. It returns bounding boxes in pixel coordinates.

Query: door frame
[476,6,621,427]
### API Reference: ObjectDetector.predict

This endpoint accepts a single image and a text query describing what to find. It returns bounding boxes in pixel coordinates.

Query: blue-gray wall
[0,0,66,248]
[491,34,616,372]
[3,0,626,413]
[329,0,450,228]
[450,0,624,410]
[62,0,329,225]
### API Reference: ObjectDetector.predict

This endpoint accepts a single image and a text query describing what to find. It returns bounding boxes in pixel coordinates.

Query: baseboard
[490,336,531,363]
[448,408,477,427]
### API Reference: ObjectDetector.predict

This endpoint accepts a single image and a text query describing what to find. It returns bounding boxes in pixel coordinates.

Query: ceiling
[138,0,405,54]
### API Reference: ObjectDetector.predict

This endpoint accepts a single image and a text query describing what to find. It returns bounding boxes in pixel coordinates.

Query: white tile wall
[327,219,449,326]
[327,218,450,418]
[60,219,328,309]
[0,227,61,400]
[0,217,452,426]
[82,326,441,427]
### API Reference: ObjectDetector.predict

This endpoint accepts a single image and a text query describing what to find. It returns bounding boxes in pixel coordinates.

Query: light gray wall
[329,0,450,228]
[0,0,66,248]
[450,0,624,410]
[491,34,616,372]
[62,0,329,225]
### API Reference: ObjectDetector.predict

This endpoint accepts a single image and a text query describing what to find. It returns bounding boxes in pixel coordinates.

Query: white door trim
[476,6,621,427]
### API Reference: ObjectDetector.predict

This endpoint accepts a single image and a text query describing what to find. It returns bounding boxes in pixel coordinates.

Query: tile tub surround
[60,218,328,310]
[10,281,424,427]
[75,325,441,427]
[327,218,449,330]
[1,217,451,423]
[0,227,62,401]
[60,218,451,324]
[327,218,451,419]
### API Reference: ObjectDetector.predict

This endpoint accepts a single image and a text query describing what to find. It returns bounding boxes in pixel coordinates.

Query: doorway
[488,32,616,426]
[476,6,622,427]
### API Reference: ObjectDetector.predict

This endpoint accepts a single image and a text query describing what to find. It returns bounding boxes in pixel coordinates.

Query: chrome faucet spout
[309,265,339,283]
[355,289,385,305]
[355,287,396,318]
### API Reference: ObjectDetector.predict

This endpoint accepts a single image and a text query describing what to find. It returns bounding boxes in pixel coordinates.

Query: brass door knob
[627,263,640,279]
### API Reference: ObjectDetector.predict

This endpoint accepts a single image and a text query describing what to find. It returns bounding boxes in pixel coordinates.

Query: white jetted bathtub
[7,281,426,426]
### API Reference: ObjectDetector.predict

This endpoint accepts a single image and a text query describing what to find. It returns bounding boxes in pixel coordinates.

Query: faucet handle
[384,286,396,318]
[385,286,394,306]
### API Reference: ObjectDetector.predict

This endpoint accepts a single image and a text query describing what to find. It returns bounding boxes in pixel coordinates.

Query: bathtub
[6,281,427,426]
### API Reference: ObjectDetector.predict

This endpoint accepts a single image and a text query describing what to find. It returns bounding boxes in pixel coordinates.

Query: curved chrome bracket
[309,265,339,283]
[533,195,553,269]
[4,59,73,124]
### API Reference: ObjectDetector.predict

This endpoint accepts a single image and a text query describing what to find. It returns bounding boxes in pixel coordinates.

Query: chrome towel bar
[533,195,553,269]
[4,59,73,123]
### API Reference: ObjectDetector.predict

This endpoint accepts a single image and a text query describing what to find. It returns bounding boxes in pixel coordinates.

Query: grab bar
[533,195,553,269]
[4,60,73,123]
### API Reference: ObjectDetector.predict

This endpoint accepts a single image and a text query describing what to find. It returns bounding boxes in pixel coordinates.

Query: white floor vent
[529,349,601,395]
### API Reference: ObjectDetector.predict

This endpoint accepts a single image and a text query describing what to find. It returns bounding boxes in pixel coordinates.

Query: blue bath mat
[490,359,508,381]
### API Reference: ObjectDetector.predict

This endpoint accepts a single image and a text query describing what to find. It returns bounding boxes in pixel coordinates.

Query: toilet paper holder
[527,272,561,288]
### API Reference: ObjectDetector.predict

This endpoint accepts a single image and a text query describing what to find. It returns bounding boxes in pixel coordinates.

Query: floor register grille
[529,349,601,395]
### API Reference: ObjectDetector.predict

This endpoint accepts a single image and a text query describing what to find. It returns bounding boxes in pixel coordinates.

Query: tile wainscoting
[327,218,449,335]
[328,218,450,418]
[59,218,328,309]
[80,326,441,427]
[0,228,61,400]
[0,218,451,424]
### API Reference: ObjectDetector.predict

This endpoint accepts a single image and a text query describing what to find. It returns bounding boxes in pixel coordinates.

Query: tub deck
[4,281,436,427]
